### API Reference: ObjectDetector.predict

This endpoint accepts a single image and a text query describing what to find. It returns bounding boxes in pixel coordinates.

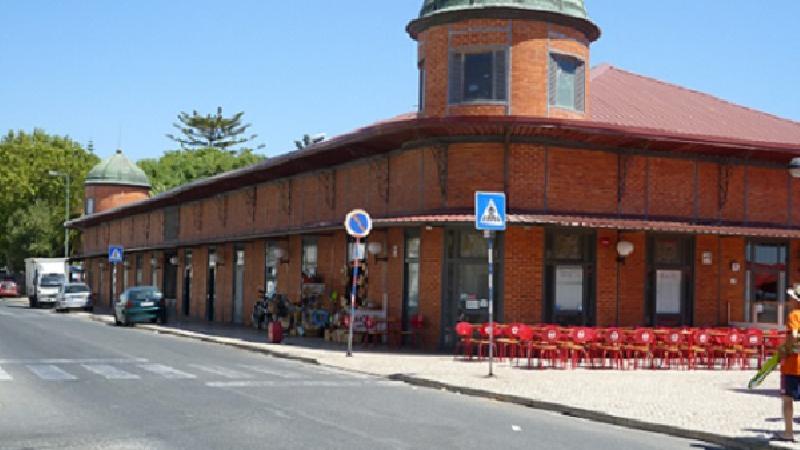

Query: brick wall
[618,232,646,326]
[595,229,618,326]
[694,235,720,326]
[547,148,617,214]
[720,237,746,323]
[84,184,149,214]
[503,226,543,324]
[447,143,505,208]
[419,227,443,349]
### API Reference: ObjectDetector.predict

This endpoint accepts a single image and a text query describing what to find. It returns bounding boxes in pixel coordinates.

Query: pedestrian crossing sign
[475,192,506,231]
[108,246,124,264]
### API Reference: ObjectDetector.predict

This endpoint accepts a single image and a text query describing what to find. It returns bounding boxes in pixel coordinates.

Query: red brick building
[69,1,800,348]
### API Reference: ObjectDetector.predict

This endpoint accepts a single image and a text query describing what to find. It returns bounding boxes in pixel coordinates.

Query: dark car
[114,286,164,326]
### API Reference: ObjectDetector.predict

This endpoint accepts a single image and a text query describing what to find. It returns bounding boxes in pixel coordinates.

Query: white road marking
[309,365,370,379]
[27,365,78,381]
[0,358,148,365]
[139,364,196,379]
[206,380,403,388]
[82,364,140,380]
[238,365,307,379]
[0,366,11,380]
[206,380,365,388]
[188,364,254,379]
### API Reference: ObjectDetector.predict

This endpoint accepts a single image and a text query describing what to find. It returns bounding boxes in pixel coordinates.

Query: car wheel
[86,306,94,313]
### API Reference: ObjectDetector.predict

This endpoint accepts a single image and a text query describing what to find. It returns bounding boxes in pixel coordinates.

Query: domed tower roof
[85,149,150,188]
[409,0,600,41]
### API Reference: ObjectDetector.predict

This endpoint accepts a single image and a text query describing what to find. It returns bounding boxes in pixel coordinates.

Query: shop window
[654,239,681,265]
[747,241,788,324]
[405,236,420,313]
[456,231,488,259]
[301,238,318,278]
[448,49,507,104]
[553,233,582,260]
[555,265,584,312]
[151,254,158,288]
[549,53,585,111]
[265,242,279,296]
[135,254,143,285]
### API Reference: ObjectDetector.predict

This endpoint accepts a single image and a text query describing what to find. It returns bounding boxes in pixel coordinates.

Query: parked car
[114,286,163,326]
[0,279,19,298]
[55,282,93,312]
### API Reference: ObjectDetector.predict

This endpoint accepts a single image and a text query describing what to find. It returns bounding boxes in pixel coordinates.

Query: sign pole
[475,192,505,379]
[346,237,361,357]
[486,230,495,377]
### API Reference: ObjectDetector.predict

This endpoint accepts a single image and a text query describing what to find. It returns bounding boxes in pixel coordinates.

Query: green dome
[409,0,599,41]
[419,0,590,20]
[85,149,150,188]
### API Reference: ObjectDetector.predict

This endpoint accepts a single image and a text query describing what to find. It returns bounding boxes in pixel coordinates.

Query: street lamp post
[48,170,70,259]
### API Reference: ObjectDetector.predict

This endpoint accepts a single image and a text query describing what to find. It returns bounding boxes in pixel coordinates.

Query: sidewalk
[86,311,796,449]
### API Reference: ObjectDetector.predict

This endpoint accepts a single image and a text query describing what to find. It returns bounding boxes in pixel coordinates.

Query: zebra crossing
[0,359,392,388]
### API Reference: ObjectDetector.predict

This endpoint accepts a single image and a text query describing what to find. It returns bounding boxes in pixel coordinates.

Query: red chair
[453,322,475,360]
[763,329,784,360]
[362,315,378,346]
[654,329,685,370]
[623,329,655,369]
[497,323,523,362]
[711,329,743,369]
[741,329,764,369]
[478,322,503,360]
[530,326,562,369]
[687,329,713,370]
[516,325,536,368]
[560,327,595,369]
[398,314,425,348]
[594,328,626,370]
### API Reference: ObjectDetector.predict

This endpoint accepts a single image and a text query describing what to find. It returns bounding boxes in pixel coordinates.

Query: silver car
[55,283,93,312]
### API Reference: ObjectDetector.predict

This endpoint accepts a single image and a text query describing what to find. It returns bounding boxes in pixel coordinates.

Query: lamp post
[48,170,70,259]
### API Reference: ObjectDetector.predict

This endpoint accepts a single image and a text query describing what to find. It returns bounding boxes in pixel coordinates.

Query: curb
[89,314,320,366]
[87,313,781,449]
[386,374,779,450]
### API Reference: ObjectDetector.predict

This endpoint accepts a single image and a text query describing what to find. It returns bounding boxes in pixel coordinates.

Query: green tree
[294,133,325,150]
[166,106,265,151]
[137,147,265,195]
[0,129,99,271]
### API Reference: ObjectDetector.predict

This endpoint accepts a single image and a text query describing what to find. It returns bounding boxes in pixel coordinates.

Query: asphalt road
[0,298,717,450]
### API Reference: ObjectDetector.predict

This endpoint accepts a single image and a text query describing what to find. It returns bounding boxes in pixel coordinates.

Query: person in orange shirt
[778,288,800,442]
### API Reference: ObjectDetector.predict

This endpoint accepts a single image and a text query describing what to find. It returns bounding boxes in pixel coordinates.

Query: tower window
[448,49,507,104]
[85,198,95,215]
[549,53,586,112]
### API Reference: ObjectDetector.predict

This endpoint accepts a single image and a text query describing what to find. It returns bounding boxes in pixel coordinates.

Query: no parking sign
[344,209,372,238]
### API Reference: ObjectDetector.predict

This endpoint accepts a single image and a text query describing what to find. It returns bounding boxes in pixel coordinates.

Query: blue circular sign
[344,209,372,238]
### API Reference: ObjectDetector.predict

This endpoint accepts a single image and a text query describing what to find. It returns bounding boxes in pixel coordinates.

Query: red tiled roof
[590,64,800,147]
[375,213,800,239]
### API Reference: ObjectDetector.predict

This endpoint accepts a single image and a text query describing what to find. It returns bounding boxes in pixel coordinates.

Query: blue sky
[1,1,798,162]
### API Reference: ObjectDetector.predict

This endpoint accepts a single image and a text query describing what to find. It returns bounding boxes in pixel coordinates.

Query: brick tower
[408,0,600,119]
[83,149,150,215]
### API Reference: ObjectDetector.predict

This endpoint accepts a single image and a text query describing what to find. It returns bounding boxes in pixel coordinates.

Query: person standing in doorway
[778,288,800,442]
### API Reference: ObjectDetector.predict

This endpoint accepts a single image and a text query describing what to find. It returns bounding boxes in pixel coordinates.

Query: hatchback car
[0,279,19,298]
[55,283,92,312]
[114,286,163,326]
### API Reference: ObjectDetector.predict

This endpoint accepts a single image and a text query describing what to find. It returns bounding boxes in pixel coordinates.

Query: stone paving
[79,310,800,449]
